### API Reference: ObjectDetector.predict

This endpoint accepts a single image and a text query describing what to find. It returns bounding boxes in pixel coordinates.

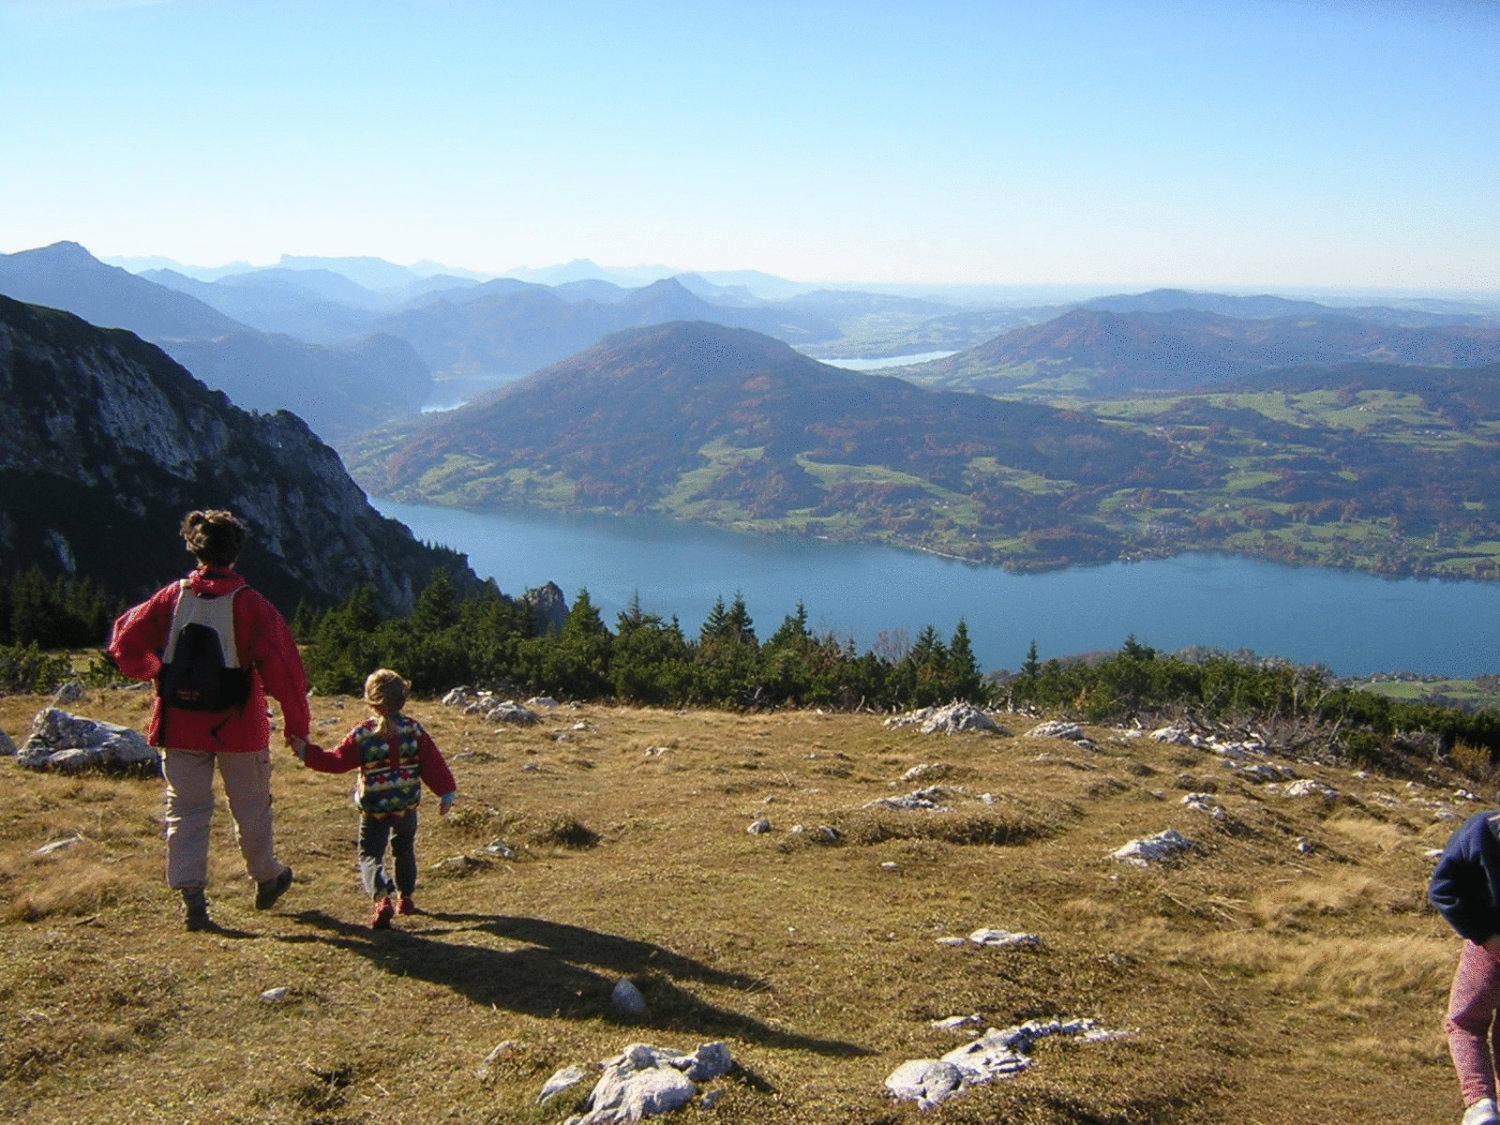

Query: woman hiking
[109,509,311,931]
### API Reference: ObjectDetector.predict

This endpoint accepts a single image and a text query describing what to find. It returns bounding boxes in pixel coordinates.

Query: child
[1430,809,1500,1125]
[292,669,456,929]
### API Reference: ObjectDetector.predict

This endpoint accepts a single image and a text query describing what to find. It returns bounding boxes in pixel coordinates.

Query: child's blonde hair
[364,669,409,736]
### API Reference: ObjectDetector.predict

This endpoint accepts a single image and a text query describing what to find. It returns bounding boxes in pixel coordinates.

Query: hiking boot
[181,888,211,932]
[255,866,293,910]
[1464,1099,1500,1125]
[371,897,394,930]
[396,896,417,916]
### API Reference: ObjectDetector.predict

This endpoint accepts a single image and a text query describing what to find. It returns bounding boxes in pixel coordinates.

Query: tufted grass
[0,687,1479,1122]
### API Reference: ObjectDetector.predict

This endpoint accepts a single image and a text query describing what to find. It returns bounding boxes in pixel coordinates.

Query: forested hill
[904,307,1500,394]
[0,295,476,614]
[342,320,1201,563]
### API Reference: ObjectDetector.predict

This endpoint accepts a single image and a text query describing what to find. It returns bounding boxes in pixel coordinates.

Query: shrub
[0,642,71,694]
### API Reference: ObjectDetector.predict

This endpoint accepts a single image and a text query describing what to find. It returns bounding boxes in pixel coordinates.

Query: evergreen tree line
[300,575,1500,756]
[0,567,117,649]
[298,573,985,710]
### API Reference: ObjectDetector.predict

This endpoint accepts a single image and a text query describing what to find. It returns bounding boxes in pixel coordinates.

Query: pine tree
[946,619,984,702]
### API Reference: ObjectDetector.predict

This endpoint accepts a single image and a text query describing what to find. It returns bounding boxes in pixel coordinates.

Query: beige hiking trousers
[162,748,282,889]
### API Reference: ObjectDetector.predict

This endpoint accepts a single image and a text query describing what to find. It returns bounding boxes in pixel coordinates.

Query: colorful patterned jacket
[300,715,456,818]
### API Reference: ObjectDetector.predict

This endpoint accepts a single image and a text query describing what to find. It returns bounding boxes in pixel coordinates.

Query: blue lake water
[822,350,958,370]
[375,499,1500,677]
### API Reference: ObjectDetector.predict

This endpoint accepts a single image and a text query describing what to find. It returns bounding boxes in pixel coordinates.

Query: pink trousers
[1448,940,1500,1105]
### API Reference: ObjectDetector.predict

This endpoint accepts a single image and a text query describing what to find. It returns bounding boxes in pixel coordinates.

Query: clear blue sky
[2,0,1496,290]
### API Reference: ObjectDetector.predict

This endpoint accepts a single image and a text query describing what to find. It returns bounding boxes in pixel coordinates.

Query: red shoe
[397,896,417,916]
[370,897,394,930]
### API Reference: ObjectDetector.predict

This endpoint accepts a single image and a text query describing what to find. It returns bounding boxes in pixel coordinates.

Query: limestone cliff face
[0,295,475,615]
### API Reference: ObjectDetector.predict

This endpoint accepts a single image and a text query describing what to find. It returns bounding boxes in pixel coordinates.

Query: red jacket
[301,717,457,800]
[109,567,311,753]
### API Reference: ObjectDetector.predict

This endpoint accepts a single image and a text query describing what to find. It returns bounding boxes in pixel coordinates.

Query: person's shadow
[283,910,869,1060]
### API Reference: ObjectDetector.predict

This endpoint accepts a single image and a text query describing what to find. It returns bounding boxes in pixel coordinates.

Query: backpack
[157,583,251,711]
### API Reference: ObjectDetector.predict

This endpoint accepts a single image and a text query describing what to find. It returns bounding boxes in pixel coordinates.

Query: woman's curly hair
[180,509,247,568]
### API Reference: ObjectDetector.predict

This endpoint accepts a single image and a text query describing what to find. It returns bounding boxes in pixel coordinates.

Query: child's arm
[294,730,364,775]
[416,728,457,814]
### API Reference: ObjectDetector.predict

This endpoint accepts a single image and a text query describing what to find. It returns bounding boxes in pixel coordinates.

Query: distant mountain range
[0,295,475,613]
[902,307,1500,394]
[0,243,433,439]
[369,277,841,378]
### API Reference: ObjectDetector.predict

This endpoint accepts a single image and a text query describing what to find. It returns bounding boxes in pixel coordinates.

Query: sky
[1,0,1497,291]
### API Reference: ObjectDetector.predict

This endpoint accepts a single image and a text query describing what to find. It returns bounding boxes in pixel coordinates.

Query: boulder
[884,1059,965,1110]
[17,708,157,774]
[885,703,1003,736]
[1025,720,1094,749]
[1110,829,1193,868]
[53,681,85,705]
[572,1042,730,1124]
[746,818,771,836]
[0,729,15,757]
[488,701,540,726]
[527,696,560,710]
[611,978,648,1016]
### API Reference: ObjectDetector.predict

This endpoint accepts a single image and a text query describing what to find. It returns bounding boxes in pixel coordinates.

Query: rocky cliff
[0,295,476,615]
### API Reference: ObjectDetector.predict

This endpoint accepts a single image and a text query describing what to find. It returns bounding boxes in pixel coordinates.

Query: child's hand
[439,792,456,816]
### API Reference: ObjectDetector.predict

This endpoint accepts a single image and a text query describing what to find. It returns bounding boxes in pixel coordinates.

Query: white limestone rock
[884,1059,965,1110]
[260,987,289,1003]
[886,703,1002,736]
[887,1018,1131,1108]
[1110,829,1193,868]
[538,1064,590,1104]
[572,1042,731,1124]
[1283,779,1338,801]
[33,833,86,857]
[526,696,559,710]
[1181,793,1226,820]
[1025,720,1095,749]
[1150,726,1200,747]
[52,681,84,705]
[488,701,540,725]
[17,708,156,773]
[867,786,953,812]
[747,817,771,836]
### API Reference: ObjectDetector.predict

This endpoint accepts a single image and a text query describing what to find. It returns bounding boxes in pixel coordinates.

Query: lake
[375,499,1500,678]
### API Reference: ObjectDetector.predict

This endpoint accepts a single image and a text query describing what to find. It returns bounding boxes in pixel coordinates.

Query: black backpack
[157,586,251,712]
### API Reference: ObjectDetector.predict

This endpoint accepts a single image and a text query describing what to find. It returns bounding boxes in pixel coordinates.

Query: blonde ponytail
[364,668,409,736]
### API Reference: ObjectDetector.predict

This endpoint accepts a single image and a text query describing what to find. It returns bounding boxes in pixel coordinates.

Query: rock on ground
[1283,779,1338,801]
[1025,720,1096,749]
[33,833,87,857]
[0,729,15,757]
[885,703,1003,736]
[747,817,771,836]
[1110,829,1194,868]
[573,1042,732,1124]
[866,786,953,812]
[538,1064,590,1104]
[886,1018,1131,1109]
[488,701,540,725]
[17,708,157,773]
[611,978,648,1015]
[1182,793,1226,820]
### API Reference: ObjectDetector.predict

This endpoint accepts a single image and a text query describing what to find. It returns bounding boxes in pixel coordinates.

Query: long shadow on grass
[284,909,868,1059]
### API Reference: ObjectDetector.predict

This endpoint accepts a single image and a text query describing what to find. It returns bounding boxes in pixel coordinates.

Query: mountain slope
[0,242,243,339]
[0,295,474,613]
[372,277,839,379]
[0,243,432,438]
[907,308,1500,393]
[344,321,1195,567]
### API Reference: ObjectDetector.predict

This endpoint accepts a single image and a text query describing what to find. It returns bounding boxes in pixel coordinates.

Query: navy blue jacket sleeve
[1430,814,1498,946]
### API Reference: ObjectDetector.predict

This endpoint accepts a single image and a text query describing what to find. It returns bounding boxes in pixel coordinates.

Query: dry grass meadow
[0,686,1479,1122]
